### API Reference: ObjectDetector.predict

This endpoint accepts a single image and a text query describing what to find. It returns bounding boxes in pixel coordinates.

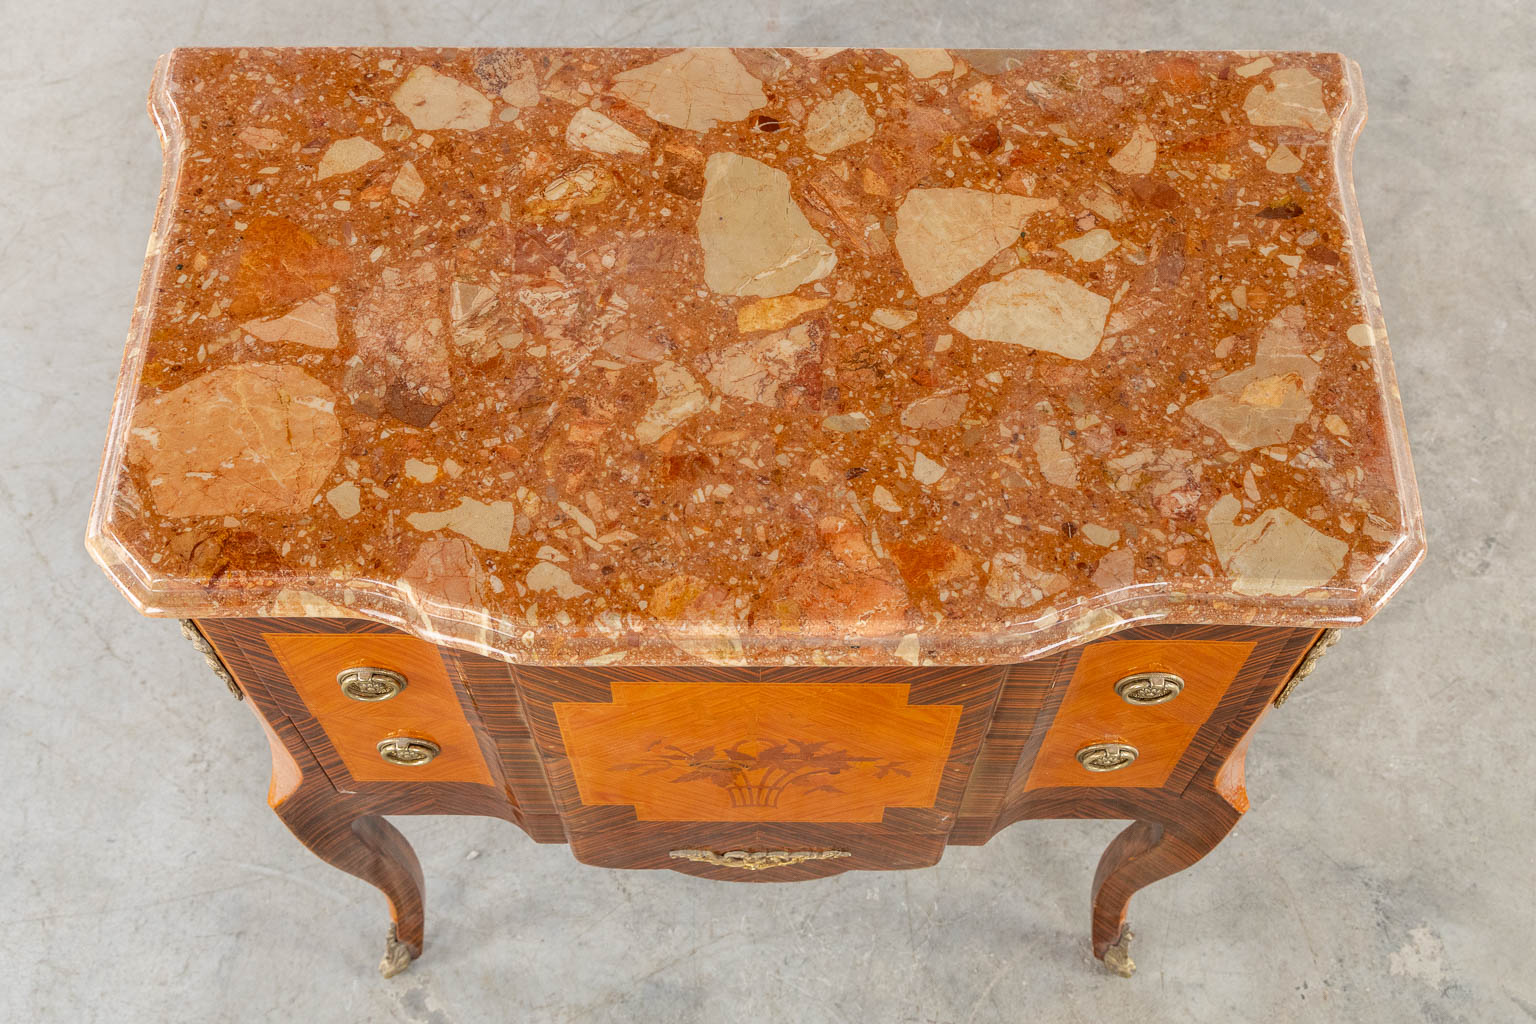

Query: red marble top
[89,48,1423,665]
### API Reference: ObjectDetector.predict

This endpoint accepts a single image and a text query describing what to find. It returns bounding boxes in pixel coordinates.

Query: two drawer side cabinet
[89,47,1423,978]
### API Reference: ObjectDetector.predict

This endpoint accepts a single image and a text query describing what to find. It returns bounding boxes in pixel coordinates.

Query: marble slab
[88,48,1424,665]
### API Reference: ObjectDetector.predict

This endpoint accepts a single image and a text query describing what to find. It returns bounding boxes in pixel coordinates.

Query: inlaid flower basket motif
[613,738,911,810]
[553,682,963,822]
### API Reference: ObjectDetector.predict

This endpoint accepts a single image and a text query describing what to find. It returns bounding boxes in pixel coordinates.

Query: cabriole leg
[1089,793,1242,976]
[271,790,426,977]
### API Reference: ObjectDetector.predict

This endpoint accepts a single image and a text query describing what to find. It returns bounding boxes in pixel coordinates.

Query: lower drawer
[568,820,947,878]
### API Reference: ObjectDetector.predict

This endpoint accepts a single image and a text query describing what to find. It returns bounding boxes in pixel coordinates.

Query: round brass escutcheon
[1076,742,1139,773]
[377,737,440,767]
[1114,671,1185,706]
[338,666,408,702]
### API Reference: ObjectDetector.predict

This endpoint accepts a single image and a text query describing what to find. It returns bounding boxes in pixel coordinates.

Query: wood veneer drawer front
[1023,639,1255,790]
[567,821,947,876]
[265,633,494,786]
[516,666,1005,832]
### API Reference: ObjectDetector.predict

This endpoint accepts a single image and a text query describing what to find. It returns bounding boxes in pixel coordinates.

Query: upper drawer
[266,632,494,787]
[1023,639,1255,791]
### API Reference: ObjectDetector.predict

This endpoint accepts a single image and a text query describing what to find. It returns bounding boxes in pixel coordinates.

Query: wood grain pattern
[1022,639,1253,790]
[266,632,495,786]
[192,616,1323,974]
[554,681,962,822]
[435,643,566,843]
[509,663,1006,872]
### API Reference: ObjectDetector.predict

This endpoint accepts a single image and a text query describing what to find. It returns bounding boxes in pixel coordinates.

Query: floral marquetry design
[553,682,962,821]
[613,737,911,810]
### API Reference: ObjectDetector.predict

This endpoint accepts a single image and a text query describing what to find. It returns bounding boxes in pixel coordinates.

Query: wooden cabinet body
[195,617,1324,975]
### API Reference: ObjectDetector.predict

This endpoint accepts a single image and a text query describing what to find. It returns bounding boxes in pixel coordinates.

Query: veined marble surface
[88,47,1423,665]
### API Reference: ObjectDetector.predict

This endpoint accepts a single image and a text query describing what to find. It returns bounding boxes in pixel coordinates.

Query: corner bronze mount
[179,619,243,700]
[380,924,414,979]
[1272,628,1342,708]
[1102,926,1135,978]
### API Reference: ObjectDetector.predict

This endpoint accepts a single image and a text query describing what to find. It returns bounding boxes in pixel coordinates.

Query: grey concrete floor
[2,1,1531,1021]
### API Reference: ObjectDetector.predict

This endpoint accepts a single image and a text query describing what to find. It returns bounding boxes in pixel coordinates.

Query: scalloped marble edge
[85,49,1426,668]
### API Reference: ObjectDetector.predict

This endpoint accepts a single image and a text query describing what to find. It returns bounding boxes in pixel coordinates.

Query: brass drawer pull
[338,666,408,702]
[1114,672,1184,706]
[376,737,440,766]
[669,849,852,871]
[1076,742,1139,772]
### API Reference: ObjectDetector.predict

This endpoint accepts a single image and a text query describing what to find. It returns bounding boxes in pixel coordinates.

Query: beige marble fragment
[986,550,1069,608]
[450,281,495,325]
[391,161,426,202]
[1235,56,1275,78]
[1034,425,1078,487]
[1081,524,1120,547]
[913,452,946,485]
[1057,228,1119,262]
[700,322,816,406]
[1242,68,1331,131]
[949,269,1111,360]
[872,485,902,513]
[1081,188,1124,223]
[238,126,284,151]
[1092,547,1136,592]
[127,363,342,517]
[392,67,492,130]
[804,89,876,154]
[325,481,360,518]
[636,361,707,442]
[241,294,339,349]
[1187,305,1319,451]
[317,137,383,179]
[404,459,439,483]
[697,153,836,297]
[527,560,589,599]
[793,47,848,60]
[1265,144,1303,173]
[1107,124,1158,175]
[566,107,649,155]
[400,537,490,610]
[900,390,968,430]
[407,498,518,552]
[267,589,350,617]
[822,412,870,432]
[610,48,765,131]
[525,164,616,215]
[1206,494,1348,596]
[894,188,1056,297]
[871,308,917,330]
[885,48,954,79]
